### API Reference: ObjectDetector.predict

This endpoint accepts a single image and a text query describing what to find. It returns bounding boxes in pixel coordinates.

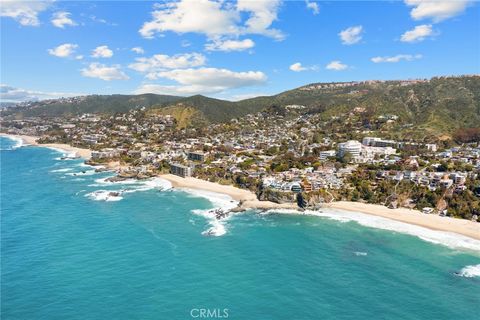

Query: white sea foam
[47,146,67,154]
[123,177,173,194]
[10,136,24,149]
[1,136,25,150]
[201,220,227,237]
[54,156,77,161]
[354,251,368,256]
[181,188,238,211]
[91,176,140,186]
[66,169,98,176]
[85,178,172,202]
[183,189,239,237]
[85,190,123,202]
[46,146,76,158]
[77,162,93,168]
[264,208,480,252]
[92,174,172,190]
[140,177,173,191]
[456,264,480,278]
[50,168,73,173]
[192,207,228,237]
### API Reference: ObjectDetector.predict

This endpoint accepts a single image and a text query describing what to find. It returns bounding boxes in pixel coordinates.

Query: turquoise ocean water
[1,136,479,319]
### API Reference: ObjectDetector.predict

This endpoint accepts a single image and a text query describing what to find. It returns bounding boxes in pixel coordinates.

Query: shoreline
[1,133,92,159]
[160,174,480,241]
[160,174,297,210]
[326,201,480,241]
[3,133,479,241]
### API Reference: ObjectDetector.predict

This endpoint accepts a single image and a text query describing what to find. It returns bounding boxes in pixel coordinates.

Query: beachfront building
[170,163,193,178]
[188,151,206,162]
[91,148,120,160]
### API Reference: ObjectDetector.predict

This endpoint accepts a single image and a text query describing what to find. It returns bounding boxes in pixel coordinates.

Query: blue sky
[1,0,479,102]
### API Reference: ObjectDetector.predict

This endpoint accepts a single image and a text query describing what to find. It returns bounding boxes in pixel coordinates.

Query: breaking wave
[86,190,123,202]
[90,176,142,187]
[263,208,480,252]
[10,136,24,149]
[455,264,480,278]
[354,251,368,256]
[85,178,173,202]
[184,189,238,237]
[50,168,73,173]
[66,170,98,176]
[1,136,25,150]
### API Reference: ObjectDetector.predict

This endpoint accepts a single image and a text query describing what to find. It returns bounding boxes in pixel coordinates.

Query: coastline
[2,134,479,241]
[1,133,92,159]
[326,201,480,241]
[160,174,480,241]
[160,173,297,210]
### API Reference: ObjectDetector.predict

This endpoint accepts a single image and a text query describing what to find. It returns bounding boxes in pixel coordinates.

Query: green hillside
[238,75,480,137]
[3,94,181,118]
[3,75,479,138]
[154,94,264,123]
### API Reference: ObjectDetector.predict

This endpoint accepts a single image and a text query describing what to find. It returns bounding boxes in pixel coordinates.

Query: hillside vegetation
[245,76,480,136]
[4,75,479,138]
[3,94,181,118]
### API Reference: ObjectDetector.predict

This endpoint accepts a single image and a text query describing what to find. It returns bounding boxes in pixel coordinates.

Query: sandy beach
[1,133,92,159]
[160,174,298,210]
[160,174,257,201]
[159,175,480,240]
[327,201,480,240]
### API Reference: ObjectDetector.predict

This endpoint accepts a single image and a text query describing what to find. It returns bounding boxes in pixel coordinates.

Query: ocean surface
[1,136,479,320]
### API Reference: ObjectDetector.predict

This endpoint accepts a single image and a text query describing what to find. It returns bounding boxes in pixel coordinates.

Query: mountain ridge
[3,75,479,138]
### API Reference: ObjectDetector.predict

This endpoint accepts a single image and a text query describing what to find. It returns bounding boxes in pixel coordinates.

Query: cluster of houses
[299,79,429,91]
[2,104,479,207]
[377,169,473,193]
[262,166,346,193]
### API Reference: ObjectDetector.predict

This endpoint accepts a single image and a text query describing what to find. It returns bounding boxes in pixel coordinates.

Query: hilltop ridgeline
[3,75,480,137]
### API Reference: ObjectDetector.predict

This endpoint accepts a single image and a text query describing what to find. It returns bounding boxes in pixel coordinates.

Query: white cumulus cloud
[401,24,434,42]
[134,67,267,96]
[236,0,284,40]
[305,1,319,15]
[131,47,145,54]
[156,67,266,86]
[47,43,78,58]
[129,53,207,79]
[81,63,129,81]
[405,0,471,22]
[139,0,284,41]
[51,11,76,28]
[326,60,348,71]
[139,0,239,39]
[205,38,255,52]
[91,45,113,58]
[339,25,363,45]
[289,62,318,72]
[290,62,307,72]
[371,54,423,63]
[0,0,51,26]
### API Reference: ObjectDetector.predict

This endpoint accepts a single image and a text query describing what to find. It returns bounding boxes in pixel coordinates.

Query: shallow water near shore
[1,137,480,320]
